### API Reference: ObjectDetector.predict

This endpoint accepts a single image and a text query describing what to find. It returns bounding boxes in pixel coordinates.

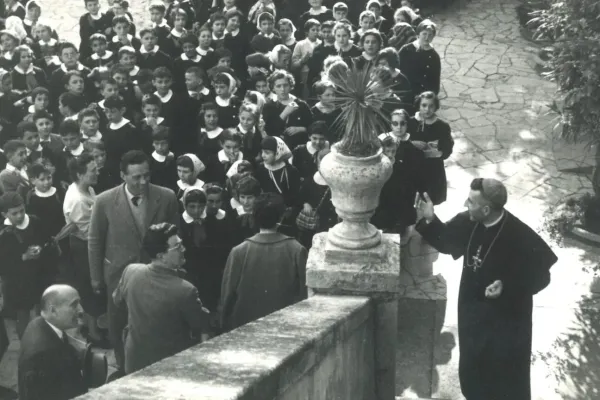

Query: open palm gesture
[415,192,435,223]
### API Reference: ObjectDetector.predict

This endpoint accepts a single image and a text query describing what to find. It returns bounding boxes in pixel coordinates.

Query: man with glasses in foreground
[113,223,210,374]
[414,178,557,400]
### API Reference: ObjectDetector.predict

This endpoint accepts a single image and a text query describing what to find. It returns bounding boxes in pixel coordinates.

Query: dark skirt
[69,236,106,317]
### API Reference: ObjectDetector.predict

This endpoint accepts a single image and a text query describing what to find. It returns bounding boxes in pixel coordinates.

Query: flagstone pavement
[1,0,599,399]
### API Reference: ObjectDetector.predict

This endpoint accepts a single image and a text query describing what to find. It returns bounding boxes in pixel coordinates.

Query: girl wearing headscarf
[255,135,301,236]
[176,153,206,201]
[0,29,20,70]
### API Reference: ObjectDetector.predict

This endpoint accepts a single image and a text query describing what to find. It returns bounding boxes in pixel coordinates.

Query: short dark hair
[205,184,223,197]
[152,66,172,80]
[236,175,261,196]
[470,178,507,210]
[375,47,400,70]
[359,28,383,47]
[143,223,179,259]
[68,152,95,182]
[62,70,84,87]
[32,110,53,122]
[59,120,80,136]
[31,86,50,100]
[308,121,328,137]
[17,121,37,136]
[183,188,207,206]
[253,193,285,229]
[139,27,156,38]
[180,33,199,47]
[104,94,126,110]
[185,66,206,81]
[112,15,130,27]
[152,126,171,142]
[0,192,25,212]
[220,128,243,145]
[304,18,321,33]
[120,150,149,174]
[3,140,27,157]
[142,94,162,109]
[414,91,440,111]
[59,92,83,112]
[27,163,50,180]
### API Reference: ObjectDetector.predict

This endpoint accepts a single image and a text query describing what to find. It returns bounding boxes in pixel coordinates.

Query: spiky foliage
[328,66,399,157]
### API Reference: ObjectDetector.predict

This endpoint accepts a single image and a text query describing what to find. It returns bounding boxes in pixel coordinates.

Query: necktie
[62,331,69,346]
[132,196,140,206]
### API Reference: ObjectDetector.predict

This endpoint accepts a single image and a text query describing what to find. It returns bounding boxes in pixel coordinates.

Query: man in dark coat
[414,178,558,400]
[18,284,87,400]
[220,193,308,332]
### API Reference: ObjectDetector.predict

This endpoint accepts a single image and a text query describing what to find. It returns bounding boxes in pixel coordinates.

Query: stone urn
[319,143,393,250]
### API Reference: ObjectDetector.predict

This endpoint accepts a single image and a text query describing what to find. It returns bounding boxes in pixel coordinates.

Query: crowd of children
[0,0,453,348]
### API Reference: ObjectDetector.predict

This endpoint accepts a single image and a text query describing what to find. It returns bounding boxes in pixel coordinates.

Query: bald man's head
[41,285,84,330]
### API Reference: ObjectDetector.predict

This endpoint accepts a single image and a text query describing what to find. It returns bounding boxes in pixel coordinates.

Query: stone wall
[74,295,375,400]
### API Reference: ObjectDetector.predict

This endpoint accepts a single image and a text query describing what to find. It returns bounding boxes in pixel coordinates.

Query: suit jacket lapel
[116,184,143,241]
[144,185,161,230]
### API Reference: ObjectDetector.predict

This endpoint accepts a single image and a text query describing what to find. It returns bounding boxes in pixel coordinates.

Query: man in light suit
[88,150,179,374]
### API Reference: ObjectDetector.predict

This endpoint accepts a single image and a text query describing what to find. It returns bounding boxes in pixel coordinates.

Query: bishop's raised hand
[415,192,435,223]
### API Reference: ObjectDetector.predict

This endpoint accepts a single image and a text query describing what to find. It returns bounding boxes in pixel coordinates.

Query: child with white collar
[149,126,177,193]
[292,121,330,180]
[25,163,65,251]
[0,191,59,338]
[212,71,241,129]
[205,128,243,186]
[175,153,205,200]
[255,136,301,237]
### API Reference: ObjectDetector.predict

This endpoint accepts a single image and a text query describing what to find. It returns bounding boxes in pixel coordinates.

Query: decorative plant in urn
[319,65,395,250]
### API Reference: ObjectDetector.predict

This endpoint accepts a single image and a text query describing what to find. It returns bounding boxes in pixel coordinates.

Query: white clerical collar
[143,116,164,125]
[35,186,57,198]
[218,149,242,163]
[45,320,65,339]
[4,213,30,230]
[196,47,213,56]
[140,45,159,54]
[60,63,84,73]
[260,32,275,39]
[82,131,103,142]
[39,38,57,47]
[98,99,105,109]
[153,19,169,28]
[91,50,113,60]
[188,87,210,96]
[215,96,231,107]
[112,34,133,43]
[14,64,34,75]
[89,12,103,20]
[177,178,205,190]
[66,143,85,156]
[110,118,130,130]
[181,53,201,62]
[152,151,173,162]
[202,127,222,139]
[154,90,173,103]
[6,163,28,181]
[201,208,226,220]
[484,211,505,228]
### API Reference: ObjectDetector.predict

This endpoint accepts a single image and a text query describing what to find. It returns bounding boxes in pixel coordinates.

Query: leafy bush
[543,193,593,245]
[528,0,600,194]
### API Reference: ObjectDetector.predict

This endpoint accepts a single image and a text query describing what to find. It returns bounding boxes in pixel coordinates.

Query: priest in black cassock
[414,178,557,400]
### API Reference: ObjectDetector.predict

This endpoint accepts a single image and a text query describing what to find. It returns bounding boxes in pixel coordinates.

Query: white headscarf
[6,17,28,41]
